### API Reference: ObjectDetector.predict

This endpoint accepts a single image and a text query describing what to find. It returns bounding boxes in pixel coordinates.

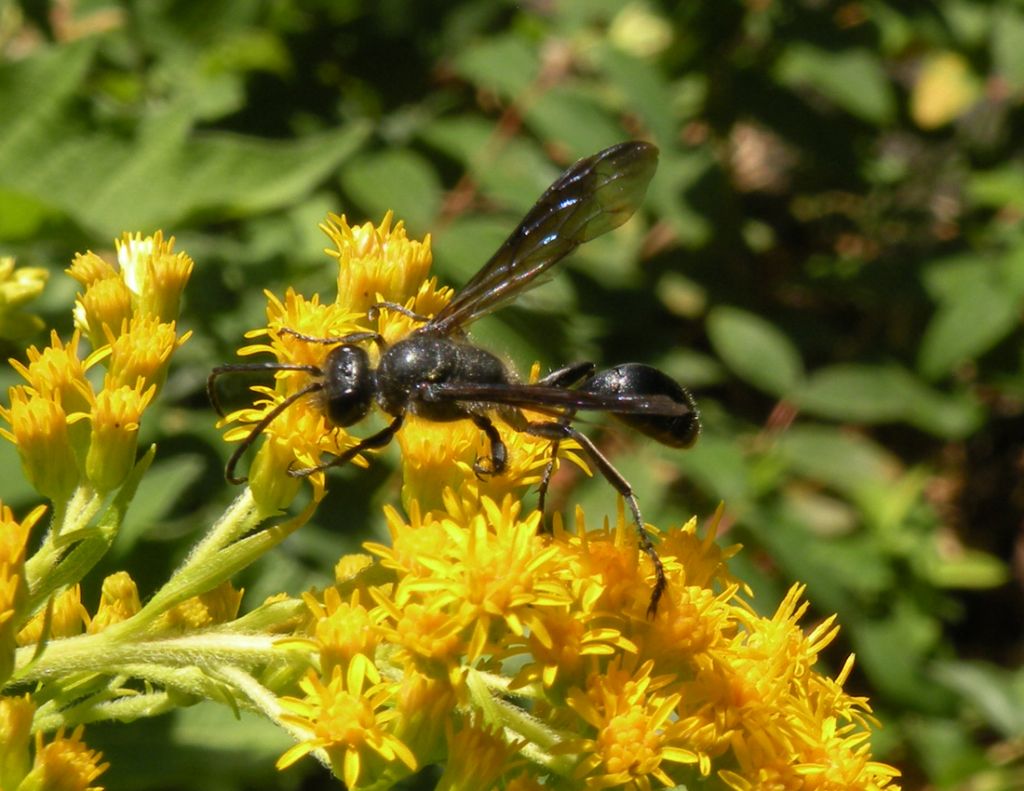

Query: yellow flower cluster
[217,213,902,790]
[0,216,901,791]
[1,232,192,501]
[0,695,108,791]
[0,232,194,790]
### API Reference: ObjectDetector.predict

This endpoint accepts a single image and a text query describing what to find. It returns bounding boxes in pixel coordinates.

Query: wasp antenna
[223,380,325,484]
[207,362,323,418]
[277,327,386,351]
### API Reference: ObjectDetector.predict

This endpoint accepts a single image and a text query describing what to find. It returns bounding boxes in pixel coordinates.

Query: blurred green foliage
[1,1,1022,789]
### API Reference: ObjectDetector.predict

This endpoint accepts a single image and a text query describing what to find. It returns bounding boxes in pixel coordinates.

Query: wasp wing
[419,381,692,418]
[421,141,659,336]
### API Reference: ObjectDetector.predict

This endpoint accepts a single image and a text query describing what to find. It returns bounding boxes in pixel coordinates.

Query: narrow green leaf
[775,45,897,124]
[340,148,443,235]
[707,306,804,396]
[919,271,1021,378]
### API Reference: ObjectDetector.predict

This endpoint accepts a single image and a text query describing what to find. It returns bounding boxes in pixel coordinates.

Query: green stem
[11,629,305,686]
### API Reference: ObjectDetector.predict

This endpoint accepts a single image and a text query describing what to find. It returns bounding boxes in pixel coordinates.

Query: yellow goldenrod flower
[157,581,244,631]
[115,230,194,321]
[70,231,193,347]
[66,251,118,288]
[18,726,108,791]
[304,587,382,677]
[82,379,156,493]
[87,571,142,633]
[17,584,89,644]
[0,503,45,683]
[73,275,133,348]
[507,605,638,692]
[0,693,35,790]
[438,719,525,791]
[1,388,80,502]
[371,494,571,664]
[101,314,190,393]
[277,664,418,788]
[397,411,572,516]
[564,659,698,791]
[323,210,433,315]
[8,330,93,417]
[389,669,456,761]
[0,256,48,340]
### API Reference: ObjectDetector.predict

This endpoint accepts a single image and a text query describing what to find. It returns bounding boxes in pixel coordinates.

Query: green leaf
[453,34,539,99]
[919,262,1022,378]
[340,148,443,235]
[773,424,896,495]
[932,661,1024,738]
[646,147,714,246]
[115,454,206,558]
[0,40,96,169]
[775,45,897,124]
[525,87,640,158]
[706,306,804,396]
[1,109,370,237]
[993,6,1024,91]
[922,548,1008,590]
[797,363,983,437]
[597,45,680,145]
[968,164,1024,212]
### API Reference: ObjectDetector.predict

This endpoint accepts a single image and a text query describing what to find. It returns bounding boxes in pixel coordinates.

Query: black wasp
[208,141,700,614]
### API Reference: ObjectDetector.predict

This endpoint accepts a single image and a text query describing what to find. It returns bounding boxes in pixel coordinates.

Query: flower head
[277,664,417,788]
[0,256,49,340]
[20,726,109,791]
[0,504,45,683]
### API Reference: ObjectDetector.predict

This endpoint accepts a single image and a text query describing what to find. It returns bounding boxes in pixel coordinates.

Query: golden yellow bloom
[0,504,45,683]
[19,726,108,791]
[0,255,48,340]
[371,494,571,664]
[1,388,79,502]
[389,669,456,761]
[324,210,433,315]
[83,379,156,492]
[74,275,133,347]
[8,330,93,417]
[115,230,194,321]
[304,587,381,677]
[438,719,524,791]
[66,251,118,287]
[0,694,35,790]
[507,606,637,692]
[87,571,142,633]
[397,410,571,516]
[277,664,417,788]
[157,581,244,631]
[101,313,190,392]
[17,584,89,645]
[565,658,698,791]
[69,231,193,348]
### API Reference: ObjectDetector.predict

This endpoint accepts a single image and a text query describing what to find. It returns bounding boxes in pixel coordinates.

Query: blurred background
[1,1,1022,789]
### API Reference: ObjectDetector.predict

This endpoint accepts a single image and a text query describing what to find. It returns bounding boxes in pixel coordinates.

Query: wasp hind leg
[522,419,667,617]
